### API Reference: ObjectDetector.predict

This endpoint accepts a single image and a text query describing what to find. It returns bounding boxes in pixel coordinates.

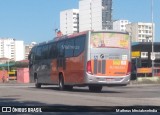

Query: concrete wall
[0,70,8,83]
[17,68,29,83]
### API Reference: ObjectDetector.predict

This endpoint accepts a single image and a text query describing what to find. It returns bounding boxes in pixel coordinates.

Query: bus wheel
[88,86,102,92]
[35,78,41,88]
[59,75,65,90]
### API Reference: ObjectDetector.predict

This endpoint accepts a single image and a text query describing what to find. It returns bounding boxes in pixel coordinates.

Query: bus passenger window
[41,45,49,59]
[74,36,85,56]
[57,41,65,57]
[35,46,42,60]
[49,43,58,59]
[65,39,74,58]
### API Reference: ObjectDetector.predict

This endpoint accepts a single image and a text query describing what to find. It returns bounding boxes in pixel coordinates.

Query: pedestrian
[2,75,5,83]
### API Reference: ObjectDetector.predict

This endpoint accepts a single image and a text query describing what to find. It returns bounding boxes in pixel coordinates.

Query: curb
[128,83,160,87]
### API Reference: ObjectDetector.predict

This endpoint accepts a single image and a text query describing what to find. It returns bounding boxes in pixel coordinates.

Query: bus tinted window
[49,43,58,59]
[74,35,85,56]
[41,45,49,59]
[30,52,34,61]
[64,39,74,58]
[35,46,42,60]
[48,44,52,59]
[57,41,65,57]
[29,47,36,62]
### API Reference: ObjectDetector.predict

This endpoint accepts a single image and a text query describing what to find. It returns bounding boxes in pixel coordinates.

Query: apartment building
[0,38,24,61]
[126,22,155,42]
[113,20,131,32]
[60,9,79,35]
[79,0,112,32]
[24,42,36,60]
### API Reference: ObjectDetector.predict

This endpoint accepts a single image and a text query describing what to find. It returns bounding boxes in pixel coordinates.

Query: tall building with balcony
[113,20,131,32]
[79,0,112,32]
[0,38,24,61]
[126,22,155,42]
[60,9,79,35]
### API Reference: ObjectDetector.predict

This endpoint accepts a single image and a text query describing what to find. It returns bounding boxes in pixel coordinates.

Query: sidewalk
[129,81,160,87]
[0,80,33,86]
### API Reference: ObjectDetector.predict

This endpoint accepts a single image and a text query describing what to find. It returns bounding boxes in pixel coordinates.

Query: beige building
[0,58,9,64]
[113,20,131,32]
[24,42,36,60]
[126,22,155,42]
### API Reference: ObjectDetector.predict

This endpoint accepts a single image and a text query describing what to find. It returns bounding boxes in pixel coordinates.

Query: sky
[0,0,159,44]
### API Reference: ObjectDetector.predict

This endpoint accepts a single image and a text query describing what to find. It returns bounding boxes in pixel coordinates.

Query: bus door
[41,44,51,83]
[57,41,66,71]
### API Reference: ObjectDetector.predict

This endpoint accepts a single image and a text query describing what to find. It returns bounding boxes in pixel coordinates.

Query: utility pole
[7,44,10,82]
[151,0,154,77]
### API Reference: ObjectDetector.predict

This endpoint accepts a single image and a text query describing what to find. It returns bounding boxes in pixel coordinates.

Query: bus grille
[93,60,106,74]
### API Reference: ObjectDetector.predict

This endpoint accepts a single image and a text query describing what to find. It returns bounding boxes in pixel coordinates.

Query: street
[0,83,160,106]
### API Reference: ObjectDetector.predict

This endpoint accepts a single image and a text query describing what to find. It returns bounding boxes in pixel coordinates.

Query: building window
[155,52,160,59]
[142,39,146,42]
[141,52,148,58]
[138,39,142,42]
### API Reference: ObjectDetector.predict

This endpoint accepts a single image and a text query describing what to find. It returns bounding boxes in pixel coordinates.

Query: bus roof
[34,30,129,47]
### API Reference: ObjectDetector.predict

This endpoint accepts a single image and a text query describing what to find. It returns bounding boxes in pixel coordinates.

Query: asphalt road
[0,83,160,107]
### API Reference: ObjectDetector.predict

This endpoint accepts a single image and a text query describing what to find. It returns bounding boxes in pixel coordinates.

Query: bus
[28,31,131,92]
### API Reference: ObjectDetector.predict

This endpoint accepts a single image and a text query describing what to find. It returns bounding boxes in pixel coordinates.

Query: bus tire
[35,78,41,88]
[59,74,65,90]
[89,85,102,92]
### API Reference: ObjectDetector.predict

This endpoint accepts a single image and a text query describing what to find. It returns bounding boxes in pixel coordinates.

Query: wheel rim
[59,77,63,90]
[59,79,62,88]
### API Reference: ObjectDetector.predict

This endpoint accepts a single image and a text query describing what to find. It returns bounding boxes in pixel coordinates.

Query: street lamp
[151,0,154,77]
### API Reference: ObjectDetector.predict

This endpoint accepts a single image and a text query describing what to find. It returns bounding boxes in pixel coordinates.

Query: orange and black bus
[28,31,131,92]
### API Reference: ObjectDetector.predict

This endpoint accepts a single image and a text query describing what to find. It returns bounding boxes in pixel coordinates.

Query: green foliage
[0,61,28,71]
[0,67,4,70]
[14,62,29,68]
